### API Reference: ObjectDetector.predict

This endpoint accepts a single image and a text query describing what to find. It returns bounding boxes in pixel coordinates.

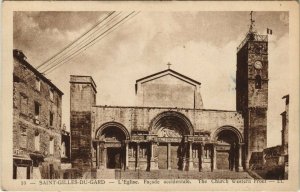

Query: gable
[141,73,197,87]
[135,69,203,109]
[136,69,200,86]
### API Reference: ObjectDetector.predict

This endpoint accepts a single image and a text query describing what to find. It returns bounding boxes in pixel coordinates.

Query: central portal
[153,112,193,170]
[157,144,181,170]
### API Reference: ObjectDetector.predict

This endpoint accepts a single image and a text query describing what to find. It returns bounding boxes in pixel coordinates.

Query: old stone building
[254,95,289,179]
[70,27,269,175]
[236,31,269,168]
[281,95,289,179]
[13,49,63,179]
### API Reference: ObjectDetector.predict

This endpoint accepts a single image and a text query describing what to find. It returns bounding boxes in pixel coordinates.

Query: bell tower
[236,12,268,169]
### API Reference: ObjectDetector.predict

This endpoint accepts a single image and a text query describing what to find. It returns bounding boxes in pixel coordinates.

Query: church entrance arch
[213,126,243,171]
[150,111,193,170]
[96,122,129,170]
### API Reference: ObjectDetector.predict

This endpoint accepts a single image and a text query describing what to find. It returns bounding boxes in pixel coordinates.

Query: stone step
[96,169,116,179]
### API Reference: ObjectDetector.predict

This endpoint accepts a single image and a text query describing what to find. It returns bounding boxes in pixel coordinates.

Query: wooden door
[171,144,180,170]
[216,151,229,170]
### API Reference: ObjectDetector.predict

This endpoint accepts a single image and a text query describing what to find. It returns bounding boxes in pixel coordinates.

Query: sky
[13,11,289,147]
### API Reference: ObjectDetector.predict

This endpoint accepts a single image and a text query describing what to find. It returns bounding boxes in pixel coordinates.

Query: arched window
[255,75,262,89]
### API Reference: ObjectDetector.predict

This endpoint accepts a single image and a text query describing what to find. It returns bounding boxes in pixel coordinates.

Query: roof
[70,75,97,93]
[136,69,201,85]
[13,49,64,96]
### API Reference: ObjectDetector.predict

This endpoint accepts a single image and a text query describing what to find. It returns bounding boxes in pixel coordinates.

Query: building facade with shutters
[13,49,63,179]
[70,29,270,175]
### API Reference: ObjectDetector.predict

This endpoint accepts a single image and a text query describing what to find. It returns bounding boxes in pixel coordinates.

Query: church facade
[70,29,269,175]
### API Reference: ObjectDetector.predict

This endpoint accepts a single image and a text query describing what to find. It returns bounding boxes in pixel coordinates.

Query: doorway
[215,128,241,171]
[170,144,181,170]
[158,144,168,169]
[216,151,230,170]
[107,147,122,169]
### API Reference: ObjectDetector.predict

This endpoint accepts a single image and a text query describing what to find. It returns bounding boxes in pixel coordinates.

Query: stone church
[70,27,268,174]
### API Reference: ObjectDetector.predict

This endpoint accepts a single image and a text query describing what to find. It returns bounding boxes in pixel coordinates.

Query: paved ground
[115,169,253,179]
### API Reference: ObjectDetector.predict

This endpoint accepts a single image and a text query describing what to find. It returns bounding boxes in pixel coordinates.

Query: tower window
[255,75,262,89]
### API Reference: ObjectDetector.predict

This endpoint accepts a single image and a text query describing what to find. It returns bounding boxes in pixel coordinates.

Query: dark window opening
[49,164,54,179]
[13,165,17,179]
[13,75,21,83]
[50,112,54,126]
[255,75,262,89]
[26,166,30,179]
[34,102,40,119]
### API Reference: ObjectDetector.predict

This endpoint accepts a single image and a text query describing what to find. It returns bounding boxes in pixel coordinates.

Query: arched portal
[213,126,243,171]
[151,111,194,135]
[95,122,129,170]
[150,111,193,170]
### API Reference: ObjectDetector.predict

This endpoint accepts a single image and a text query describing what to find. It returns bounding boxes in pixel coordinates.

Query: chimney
[13,49,27,60]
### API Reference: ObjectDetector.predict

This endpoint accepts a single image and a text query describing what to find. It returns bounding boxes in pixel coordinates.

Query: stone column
[96,142,100,169]
[151,142,154,159]
[237,144,243,172]
[212,144,216,172]
[125,141,129,170]
[103,146,107,169]
[136,143,140,170]
[182,143,187,171]
[150,142,158,170]
[200,144,204,172]
[167,143,171,170]
[100,145,107,170]
[99,144,104,169]
[188,142,193,171]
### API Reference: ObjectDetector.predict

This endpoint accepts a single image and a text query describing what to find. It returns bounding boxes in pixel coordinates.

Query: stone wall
[92,106,244,140]
[70,76,96,172]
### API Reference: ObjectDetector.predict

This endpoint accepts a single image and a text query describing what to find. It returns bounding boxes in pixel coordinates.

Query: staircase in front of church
[96,169,116,179]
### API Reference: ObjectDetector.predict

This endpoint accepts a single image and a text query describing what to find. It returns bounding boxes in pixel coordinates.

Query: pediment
[136,69,201,86]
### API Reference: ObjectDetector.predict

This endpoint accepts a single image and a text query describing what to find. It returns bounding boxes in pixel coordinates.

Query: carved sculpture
[157,126,181,137]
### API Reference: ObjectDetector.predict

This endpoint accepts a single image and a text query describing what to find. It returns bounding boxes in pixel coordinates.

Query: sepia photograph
[2,1,299,191]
